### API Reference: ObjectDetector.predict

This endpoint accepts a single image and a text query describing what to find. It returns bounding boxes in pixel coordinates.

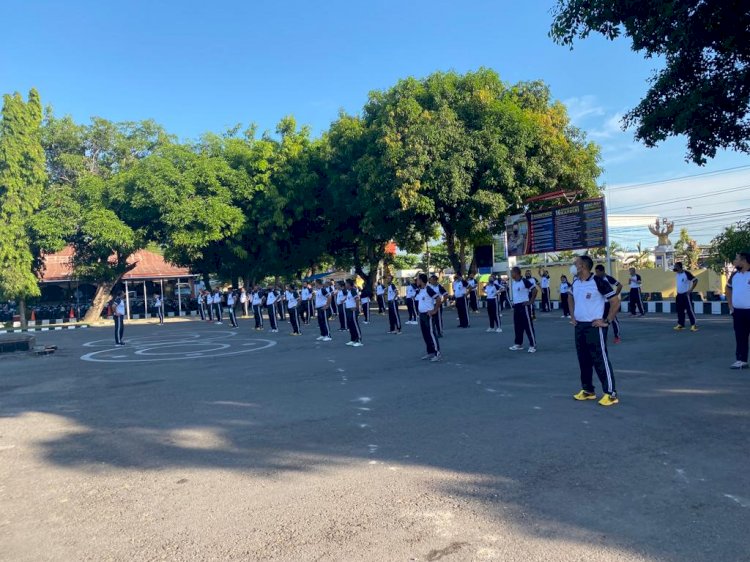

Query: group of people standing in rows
[109,251,750,405]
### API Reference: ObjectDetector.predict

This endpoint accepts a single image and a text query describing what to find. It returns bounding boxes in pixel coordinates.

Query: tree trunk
[469,256,477,275]
[459,239,467,275]
[444,226,462,275]
[82,281,115,324]
[202,272,211,288]
[18,297,27,329]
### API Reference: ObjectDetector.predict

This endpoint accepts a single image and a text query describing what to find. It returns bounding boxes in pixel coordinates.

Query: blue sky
[2,0,748,243]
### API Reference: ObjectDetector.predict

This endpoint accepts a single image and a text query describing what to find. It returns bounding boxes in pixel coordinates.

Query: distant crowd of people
[107,251,750,407]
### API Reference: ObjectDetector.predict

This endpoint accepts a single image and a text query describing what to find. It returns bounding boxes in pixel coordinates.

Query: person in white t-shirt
[673,262,698,332]
[727,251,750,369]
[112,291,126,346]
[559,275,571,318]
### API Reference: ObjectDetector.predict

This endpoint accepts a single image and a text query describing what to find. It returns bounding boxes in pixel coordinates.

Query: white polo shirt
[266,290,278,305]
[485,282,498,299]
[629,274,642,289]
[406,284,416,299]
[453,280,467,298]
[227,293,235,306]
[251,291,262,306]
[571,274,616,322]
[728,270,750,309]
[541,277,550,289]
[511,278,534,305]
[560,282,570,295]
[336,289,346,305]
[416,286,439,313]
[314,286,329,308]
[345,288,359,309]
[387,283,399,302]
[376,284,385,296]
[676,271,696,294]
[285,290,299,308]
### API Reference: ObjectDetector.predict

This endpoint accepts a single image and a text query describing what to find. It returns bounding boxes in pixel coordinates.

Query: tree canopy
[550,0,750,165]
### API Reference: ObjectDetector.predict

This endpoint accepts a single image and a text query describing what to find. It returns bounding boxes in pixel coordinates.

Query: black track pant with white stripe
[676,292,696,327]
[346,308,362,342]
[388,300,401,332]
[377,294,385,314]
[603,302,620,338]
[361,302,370,322]
[300,300,308,324]
[469,290,478,312]
[289,306,301,334]
[575,322,616,396]
[420,312,440,355]
[267,305,278,330]
[628,288,644,315]
[456,296,469,327]
[541,288,551,312]
[487,298,500,329]
[114,315,124,344]
[156,307,164,324]
[199,303,206,321]
[733,308,750,362]
[512,303,536,347]
[560,294,570,317]
[228,307,238,327]
[317,306,330,337]
[276,301,285,321]
[337,303,347,330]
[432,304,444,336]
[207,303,213,321]
[406,297,416,321]
[253,304,263,328]
[214,304,223,322]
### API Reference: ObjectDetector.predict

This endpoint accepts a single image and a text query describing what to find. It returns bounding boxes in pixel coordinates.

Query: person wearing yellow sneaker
[569,256,621,406]
[727,251,750,370]
[673,262,699,332]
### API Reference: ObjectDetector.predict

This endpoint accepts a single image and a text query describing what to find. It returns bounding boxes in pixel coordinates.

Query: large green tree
[0,89,48,326]
[550,0,750,164]
[709,220,750,273]
[362,69,601,275]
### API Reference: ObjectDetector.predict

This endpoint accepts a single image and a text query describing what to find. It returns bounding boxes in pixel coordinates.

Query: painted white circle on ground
[80,334,276,363]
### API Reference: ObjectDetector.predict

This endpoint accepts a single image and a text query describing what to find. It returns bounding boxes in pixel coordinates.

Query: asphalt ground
[0,307,748,562]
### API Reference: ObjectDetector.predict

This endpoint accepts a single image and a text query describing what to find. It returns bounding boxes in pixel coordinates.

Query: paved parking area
[0,309,748,561]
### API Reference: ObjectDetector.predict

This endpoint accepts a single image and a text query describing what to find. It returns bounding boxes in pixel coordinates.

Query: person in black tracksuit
[285,284,302,335]
[386,276,402,334]
[483,275,503,332]
[453,274,470,328]
[627,267,646,316]
[344,279,363,346]
[405,280,418,324]
[415,273,442,361]
[559,275,571,318]
[673,262,699,331]
[251,286,264,331]
[265,285,279,333]
[595,265,623,343]
[335,280,348,332]
[539,270,551,312]
[727,251,750,369]
[360,283,372,323]
[509,267,537,352]
[153,294,164,325]
[314,279,332,340]
[429,274,447,337]
[227,289,239,328]
[467,273,479,313]
[376,281,386,314]
[570,255,620,406]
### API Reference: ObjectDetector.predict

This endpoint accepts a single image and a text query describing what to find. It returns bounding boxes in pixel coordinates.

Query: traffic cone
[30,309,36,322]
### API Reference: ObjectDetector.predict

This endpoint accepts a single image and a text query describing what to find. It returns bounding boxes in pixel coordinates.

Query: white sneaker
[495,328,503,333]
[509,345,524,351]
[430,353,442,362]
[528,346,537,353]
[322,336,332,342]
[272,329,278,333]
[316,336,323,341]
[561,315,567,318]
[730,360,749,369]
[486,328,494,333]
[421,353,435,360]
[346,341,355,346]
[352,342,364,347]
[363,321,369,324]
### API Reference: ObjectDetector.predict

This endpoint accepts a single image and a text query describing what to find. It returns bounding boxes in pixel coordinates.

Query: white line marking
[724,494,750,508]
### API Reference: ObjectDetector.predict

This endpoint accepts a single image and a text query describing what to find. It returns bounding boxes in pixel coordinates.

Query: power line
[607,165,750,192]
[610,184,750,213]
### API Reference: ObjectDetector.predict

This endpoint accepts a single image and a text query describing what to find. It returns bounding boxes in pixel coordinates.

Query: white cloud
[563,95,605,123]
